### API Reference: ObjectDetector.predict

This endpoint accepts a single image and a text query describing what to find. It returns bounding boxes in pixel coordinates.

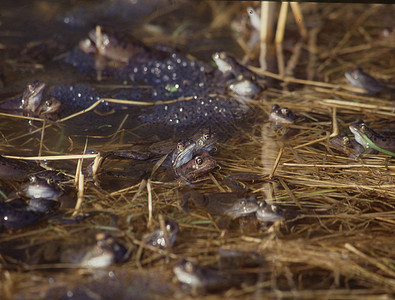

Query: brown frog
[144,220,179,249]
[1,81,60,120]
[36,97,61,120]
[345,67,394,96]
[181,189,258,219]
[212,51,261,97]
[330,132,366,158]
[171,128,217,169]
[268,104,296,126]
[79,27,166,63]
[175,151,217,182]
[0,155,44,180]
[21,80,46,116]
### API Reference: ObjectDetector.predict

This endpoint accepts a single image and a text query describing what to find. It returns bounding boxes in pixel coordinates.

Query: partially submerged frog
[36,97,62,120]
[266,104,297,139]
[171,139,196,169]
[181,190,258,218]
[345,67,393,96]
[173,259,236,294]
[1,81,60,120]
[268,104,296,126]
[1,81,45,115]
[175,152,217,182]
[26,198,60,214]
[330,132,365,158]
[255,200,283,224]
[212,51,257,82]
[79,27,166,63]
[21,80,46,116]
[172,128,217,169]
[228,79,261,97]
[212,51,261,97]
[17,175,63,200]
[349,120,395,156]
[144,219,179,249]
[0,201,41,231]
[60,232,128,268]
[0,155,44,180]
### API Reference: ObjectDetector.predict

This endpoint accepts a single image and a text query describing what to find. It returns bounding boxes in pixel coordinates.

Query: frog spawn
[63,30,259,130]
[141,95,249,129]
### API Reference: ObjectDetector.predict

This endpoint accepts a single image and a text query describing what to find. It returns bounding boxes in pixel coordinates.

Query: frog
[1,81,61,120]
[172,128,217,169]
[0,155,45,180]
[228,79,261,97]
[174,151,217,182]
[181,189,258,218]
[330,132,366,158]
[266,103,298,139]
[26,198,60,214]
[144,219,179,249]
[1,81,45,114]
[171,139,196,169]
[193,128,217,150]
[0,201,41,230]
[102,150,151,161]
[21,80,46,116]
[212,51,257,82]
[17,175,64,200]
[36,97,62,120]
[268,104,296,126]
[212,51,261,97]
[79,27,166,63]
[255,200,283,224]
[173,259,235,295]
[345,67,395,96]
[60,232,128,267]
[349,120,395,156]
[148,139,178,156]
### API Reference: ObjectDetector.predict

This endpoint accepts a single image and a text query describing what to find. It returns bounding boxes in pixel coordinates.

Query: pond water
[1,1,395,299]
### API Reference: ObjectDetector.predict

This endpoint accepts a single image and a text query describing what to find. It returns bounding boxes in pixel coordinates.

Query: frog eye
[202,133,209,140]
[281,108,289,114]
[46,178,56,185]
[361,123,367,130]
[240,199,247,207]
[29,175,38,182]
[342,136,349,143]
[177,143,184,151]
[195,156,203,165]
